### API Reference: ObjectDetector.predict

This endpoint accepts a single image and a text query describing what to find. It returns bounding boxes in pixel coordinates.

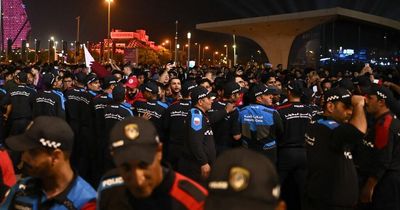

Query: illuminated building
[0,0,31,50]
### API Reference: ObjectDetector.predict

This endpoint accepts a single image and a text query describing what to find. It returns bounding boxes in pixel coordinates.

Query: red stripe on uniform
[375,114,393,149]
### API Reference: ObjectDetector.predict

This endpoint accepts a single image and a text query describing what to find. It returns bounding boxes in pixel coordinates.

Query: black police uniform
[133,99,167,141]
[355,111,400,210]
[97,167,207,210]
[209,100,241,155]
[304,115,365,210]
[179,107,216,184]
[163,99,192,169]
[32,89,66,119]
[92,92,113,179]
[77,89,99,184]
[64,87,85,172]
[103,102,134,171]
[2,84,37,135]
[0,87,7,143]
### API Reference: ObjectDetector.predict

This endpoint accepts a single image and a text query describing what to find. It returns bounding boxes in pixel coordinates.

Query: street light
[224,44,228,65]
[187,32,191,69]
[202,46,209,64]
[195,43,201,65]
[106,0,113,61]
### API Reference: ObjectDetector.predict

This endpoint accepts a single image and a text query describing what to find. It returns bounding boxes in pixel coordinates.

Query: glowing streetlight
[187,32,191,69]
[106,0,113,61]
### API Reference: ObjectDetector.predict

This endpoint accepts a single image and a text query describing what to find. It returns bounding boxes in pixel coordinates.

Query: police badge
[229,167,250,192]
[124,124,139,140]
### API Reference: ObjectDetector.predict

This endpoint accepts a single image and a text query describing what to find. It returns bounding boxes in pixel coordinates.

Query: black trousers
[278,148,307,210]
[371,172,400,210]
[303,196,354,210]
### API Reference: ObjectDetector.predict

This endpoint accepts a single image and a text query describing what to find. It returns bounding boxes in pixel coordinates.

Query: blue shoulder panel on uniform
[120,103,134,116]
[107,93,113,99]
[26,86,37,92]
[157,101,168,109]
[317,119,340,130]
[190,108,203,131]
[0,88,6,94]
[52,90,66,110]
[88,90,97,96]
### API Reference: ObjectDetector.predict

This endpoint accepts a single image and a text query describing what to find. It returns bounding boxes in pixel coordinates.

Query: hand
[383,81,393,88]
[140,112,152,120]
[351,95,365,107]
[201,164,211,178]
[225,103,236,113]
[360,177,377,203]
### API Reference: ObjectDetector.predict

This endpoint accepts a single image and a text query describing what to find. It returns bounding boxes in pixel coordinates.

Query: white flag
[83,44,95,73]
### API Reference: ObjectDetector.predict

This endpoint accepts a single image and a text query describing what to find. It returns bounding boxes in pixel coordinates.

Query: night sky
[23,0,399,56]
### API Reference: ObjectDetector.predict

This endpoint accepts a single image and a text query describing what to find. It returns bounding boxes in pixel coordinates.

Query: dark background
[23,0,399,60]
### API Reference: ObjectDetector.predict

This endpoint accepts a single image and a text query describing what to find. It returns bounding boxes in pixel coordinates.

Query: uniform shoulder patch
[317,119,340,130]
[178,180,207,202]
[190,109,203,131]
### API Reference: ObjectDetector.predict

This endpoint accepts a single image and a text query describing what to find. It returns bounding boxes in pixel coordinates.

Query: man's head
[109,117,163,198]
[169,78,181,95]
[323,87,353,123]
[287,80,304,99]
[125,76,139,99]
[223,82,242,103]
[62,72,74,90]
[5,116,74,178]
[103,75,118,90]
[142,82,159,101]
[366,85,393,116]
[86,74,101,91]
[199,78,213,93]
[42,73,56,89]
[206,148,283,210]
[123,65,133,76]
[181,80,197,99]
[191,86,213,112]
[251,84,275,106]
[16,71,28,84]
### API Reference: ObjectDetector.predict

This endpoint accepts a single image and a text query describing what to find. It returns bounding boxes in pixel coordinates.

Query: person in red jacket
[0,145,16,202]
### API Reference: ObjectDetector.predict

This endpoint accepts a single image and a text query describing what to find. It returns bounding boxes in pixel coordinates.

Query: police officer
[276,80,312,208]
[304,87,367,210]
[238,83,283,163]
[357,85,400,209]
[1,116,96,209]
[32,72,66,119]
[179,86,216,185]
[97,117,208,210]
[210,81,242,155]
[92,75,118,183]
[133,81,167,140]
[64,72,86,173]
[163,80,197,169]
[2,71,37,135]
[206,148,285,210]
[78,73,101,184]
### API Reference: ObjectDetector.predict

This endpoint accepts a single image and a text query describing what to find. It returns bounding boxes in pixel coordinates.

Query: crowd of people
[0,60,399,210]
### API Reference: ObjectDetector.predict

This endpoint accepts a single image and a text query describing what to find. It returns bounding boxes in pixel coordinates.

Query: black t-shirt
[305,116,364,207]
[209,100,241,152]
[276,102,313,148]
[2,85,37,120]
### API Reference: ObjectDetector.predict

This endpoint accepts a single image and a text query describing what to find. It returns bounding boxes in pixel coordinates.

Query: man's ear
[155,143,163,161]
[326,101,335,113]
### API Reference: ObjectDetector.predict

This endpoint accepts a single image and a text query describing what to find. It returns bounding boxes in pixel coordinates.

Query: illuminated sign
[111,32,136,39]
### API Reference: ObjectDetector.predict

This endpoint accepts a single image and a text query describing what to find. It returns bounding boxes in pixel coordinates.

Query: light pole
[165,39,171,60]
[106,0,113,61]
[195,43,200,65]
[174,20,178,65]
[224,44,228,65]
[176,44,180,64]
[187,32,191,69]
[202,46,209,64]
